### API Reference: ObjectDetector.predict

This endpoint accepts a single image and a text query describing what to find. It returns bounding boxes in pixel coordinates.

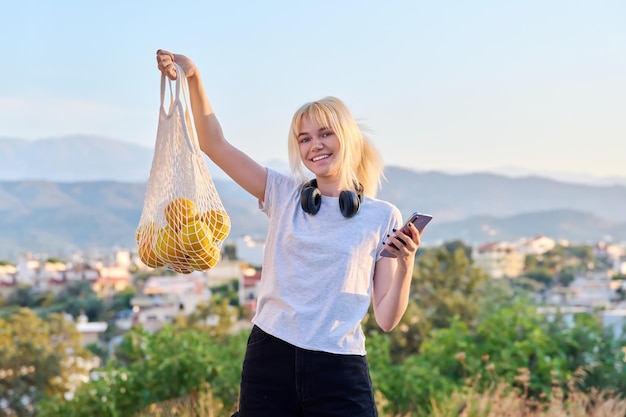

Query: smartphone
[380,212,433,258]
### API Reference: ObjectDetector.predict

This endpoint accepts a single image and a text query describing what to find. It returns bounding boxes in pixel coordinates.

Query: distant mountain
[0,179,263,261]
[427,209,626,246]
[378,167,626,223]
[1,135,626,261]
[0,135,155,182]
[3,135,626,186]
[0,177,625,262]
[486,165,626,187]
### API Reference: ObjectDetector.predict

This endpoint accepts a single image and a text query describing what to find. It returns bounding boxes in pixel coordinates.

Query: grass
[430,368,626,417]
[134,384,232,417]
[134,369,626,417]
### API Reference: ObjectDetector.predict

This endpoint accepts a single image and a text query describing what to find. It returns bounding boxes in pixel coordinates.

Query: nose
[311,137,323,150]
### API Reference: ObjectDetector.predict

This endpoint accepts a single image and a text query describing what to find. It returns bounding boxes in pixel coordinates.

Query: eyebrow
[297,126,330,138]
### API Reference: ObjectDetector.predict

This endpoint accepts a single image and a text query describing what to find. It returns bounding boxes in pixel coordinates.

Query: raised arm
[156,50,267,201]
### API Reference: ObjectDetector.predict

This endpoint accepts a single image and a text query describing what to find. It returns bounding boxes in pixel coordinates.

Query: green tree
[545,311,626,393]
[556,265,577,286]
[412,247,489,329]
[369,281,626,417]
[441,239,473,260]
[46,257,65,264]
[8,286,41,308]
[179,296,239,338]
[37,325,247,417]
[222,242,237,260]
[526,246,565,274]
[54,281,104,321]
[563,244,595,267]
[527,244,596,278]
[107,287,136,314]
[0,308,92,417]
[525,267,554,287]
[211,279,240,307]
[365,245,489,363]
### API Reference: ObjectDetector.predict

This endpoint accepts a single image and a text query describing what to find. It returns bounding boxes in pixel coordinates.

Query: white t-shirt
[252,169,402,355]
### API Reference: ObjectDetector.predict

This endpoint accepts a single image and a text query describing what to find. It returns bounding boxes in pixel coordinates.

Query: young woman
[156,50,422,417]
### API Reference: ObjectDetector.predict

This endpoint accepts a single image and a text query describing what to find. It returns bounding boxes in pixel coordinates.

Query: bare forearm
[186,75,227,161]
[373,221,421,331]
[373,262,413,332]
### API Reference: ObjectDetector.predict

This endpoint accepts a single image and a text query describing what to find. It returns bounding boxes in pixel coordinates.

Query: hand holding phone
[380,212,433,258]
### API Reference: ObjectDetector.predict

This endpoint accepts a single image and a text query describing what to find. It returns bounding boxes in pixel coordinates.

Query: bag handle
[159,63,197,153]
[159,69,175,116]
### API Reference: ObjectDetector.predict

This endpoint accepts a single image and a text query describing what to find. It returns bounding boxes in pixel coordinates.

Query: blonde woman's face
[296,116,341,180]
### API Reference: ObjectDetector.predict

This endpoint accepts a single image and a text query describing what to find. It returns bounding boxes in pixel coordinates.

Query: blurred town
[1,232,626,414]
[2,233,625,347]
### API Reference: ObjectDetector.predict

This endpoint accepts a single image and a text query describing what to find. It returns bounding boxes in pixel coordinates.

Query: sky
[1,0,625,181]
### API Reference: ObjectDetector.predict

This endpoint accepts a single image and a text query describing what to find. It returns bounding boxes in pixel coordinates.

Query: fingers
[156,49,177,80]
[387,236,415,254]
[407,222,422,247]
[386,223,420,256]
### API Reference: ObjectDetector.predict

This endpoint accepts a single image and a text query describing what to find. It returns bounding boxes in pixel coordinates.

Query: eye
[299,136,311,144]
[321,131,334,138]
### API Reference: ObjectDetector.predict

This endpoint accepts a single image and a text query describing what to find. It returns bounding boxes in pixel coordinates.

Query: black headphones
[300,179,362,218]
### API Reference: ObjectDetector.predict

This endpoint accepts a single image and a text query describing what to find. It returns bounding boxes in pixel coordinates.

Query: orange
[188,241,220,271]
[199,209,231,242]
[155,225,186,266]
[179,219,212,254]
[138,242,166,268]
[165,197,198,231]
[136,222,165,268]
[136,221,158,244]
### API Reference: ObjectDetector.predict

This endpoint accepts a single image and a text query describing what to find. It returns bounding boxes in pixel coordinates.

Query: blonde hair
[287,97,384,197]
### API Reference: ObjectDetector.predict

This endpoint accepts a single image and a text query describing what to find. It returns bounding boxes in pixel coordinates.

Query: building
[74,313,108,346]
[205,259,247,288]
[91,259,132,298]
[516,235,556,255]
[592,242,626,275]
[12,255,100,294]
[92,275,132,298]
[46,263,100,296]
[593,242,625,261]
[131,275,212,332]
[473,241,525,278]
[536,306,592,328]
[0,263,17,298]
[565,272,616,308]
[602,309,626,340]
[11,251,134,298]
[536,306,626,341]
[240,269,262,315]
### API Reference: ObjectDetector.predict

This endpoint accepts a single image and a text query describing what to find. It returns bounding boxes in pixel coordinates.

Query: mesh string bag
[136,63,230,273]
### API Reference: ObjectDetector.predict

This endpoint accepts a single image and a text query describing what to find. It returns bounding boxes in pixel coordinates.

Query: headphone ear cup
[339,190,360,218]
[301,185,322,215]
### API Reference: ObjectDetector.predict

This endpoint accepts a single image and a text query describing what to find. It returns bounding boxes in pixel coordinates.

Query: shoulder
[360,197,403,231]
[262,169,303,211]
[267,168,300,189]
[363,196,401,219]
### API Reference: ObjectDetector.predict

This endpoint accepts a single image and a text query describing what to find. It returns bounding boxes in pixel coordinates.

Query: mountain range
[1,135,625,261]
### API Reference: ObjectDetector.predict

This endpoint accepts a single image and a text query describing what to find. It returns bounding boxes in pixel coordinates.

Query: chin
[309,162,338,177]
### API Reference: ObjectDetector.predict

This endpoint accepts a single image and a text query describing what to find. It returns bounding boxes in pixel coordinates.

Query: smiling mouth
[312,154,330,162]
